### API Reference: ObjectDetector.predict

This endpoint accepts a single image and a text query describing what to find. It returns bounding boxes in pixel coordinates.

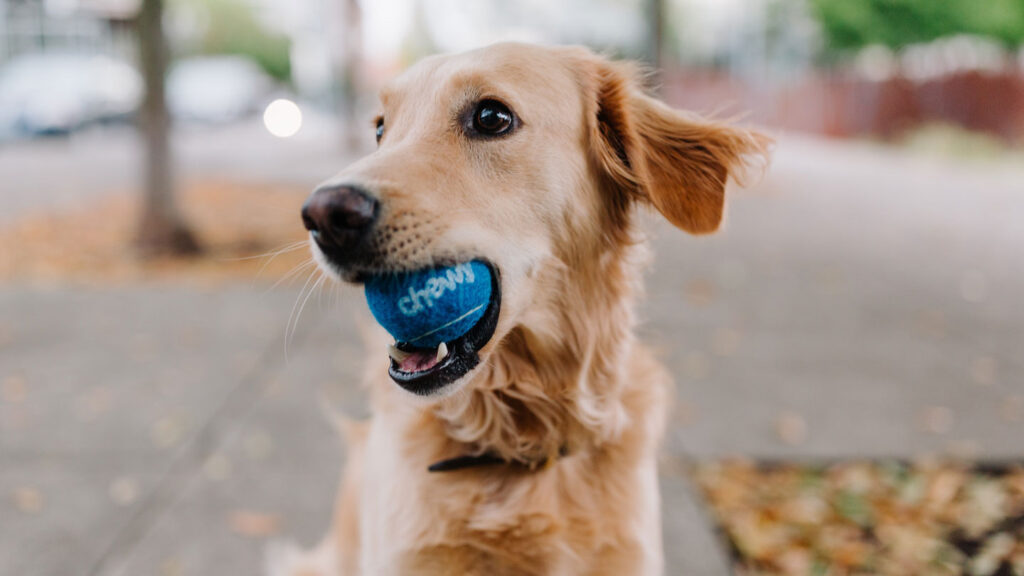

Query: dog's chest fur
[355,346,669,576]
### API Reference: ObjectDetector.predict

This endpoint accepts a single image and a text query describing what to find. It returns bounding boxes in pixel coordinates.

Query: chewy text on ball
[364,260,493,348]
[398,262,477,315]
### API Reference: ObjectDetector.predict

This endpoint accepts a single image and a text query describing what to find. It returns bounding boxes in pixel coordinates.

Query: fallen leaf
[920,405,954,435]
[1000,396,1023,423]
[108,476,140,507]
[775,412,808,446]
[1,375,26,404]
[12,487,44,514]
[203,453,232,482]
[970,356,997,386]
[684,278,717,307]
[228,509,281,538]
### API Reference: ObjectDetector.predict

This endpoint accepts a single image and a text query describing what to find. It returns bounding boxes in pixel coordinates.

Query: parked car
[0,52,142,139]
[167,56,275,124]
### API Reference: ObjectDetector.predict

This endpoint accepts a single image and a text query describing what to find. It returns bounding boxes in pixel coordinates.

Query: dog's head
[303,43,770,398]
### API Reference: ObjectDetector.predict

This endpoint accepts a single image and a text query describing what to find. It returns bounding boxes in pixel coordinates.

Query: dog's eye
[375,118,384,144]
[471,100,514,136]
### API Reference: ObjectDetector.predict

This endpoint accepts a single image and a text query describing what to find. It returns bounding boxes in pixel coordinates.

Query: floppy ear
[586,59,772,234]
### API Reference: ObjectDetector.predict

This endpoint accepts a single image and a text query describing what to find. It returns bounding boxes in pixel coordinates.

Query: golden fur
[274,43,770,576]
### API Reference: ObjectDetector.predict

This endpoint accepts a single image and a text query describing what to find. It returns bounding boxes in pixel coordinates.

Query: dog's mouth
[383,263,501,396]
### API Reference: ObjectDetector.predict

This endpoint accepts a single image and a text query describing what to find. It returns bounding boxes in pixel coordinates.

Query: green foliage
[172,0,291,81]
[808,0,1024,52]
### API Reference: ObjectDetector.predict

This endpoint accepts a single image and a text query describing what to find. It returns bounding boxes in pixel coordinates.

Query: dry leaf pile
[696,460,1024,576]
[0,181,313,285]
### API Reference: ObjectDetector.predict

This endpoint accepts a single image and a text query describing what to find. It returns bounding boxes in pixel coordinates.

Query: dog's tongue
[388,342,450,373]
[397,350,441,373]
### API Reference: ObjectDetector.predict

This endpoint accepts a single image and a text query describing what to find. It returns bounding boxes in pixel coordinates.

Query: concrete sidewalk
[2,136,1023,575]
[0,287,728,575]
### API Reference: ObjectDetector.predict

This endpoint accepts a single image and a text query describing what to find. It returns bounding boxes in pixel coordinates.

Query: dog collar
[427,445,569,473]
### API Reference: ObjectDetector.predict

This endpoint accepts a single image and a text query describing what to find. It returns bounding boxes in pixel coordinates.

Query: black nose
[301,185,379,254]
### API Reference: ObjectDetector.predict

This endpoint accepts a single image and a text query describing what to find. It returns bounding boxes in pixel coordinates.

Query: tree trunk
[647,0,665,92]
[135,0,199,256]
[338,0,364,154]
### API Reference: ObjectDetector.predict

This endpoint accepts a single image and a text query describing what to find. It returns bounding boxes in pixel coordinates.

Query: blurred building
[662,0,1024,143]
[2,0,1022,142]
[0,0,137,62]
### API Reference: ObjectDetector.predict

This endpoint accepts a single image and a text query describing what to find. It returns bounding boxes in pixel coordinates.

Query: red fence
[662,69,1024,143]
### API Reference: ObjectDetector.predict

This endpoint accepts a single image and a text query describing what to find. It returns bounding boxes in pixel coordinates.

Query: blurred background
[1,1,1023,575]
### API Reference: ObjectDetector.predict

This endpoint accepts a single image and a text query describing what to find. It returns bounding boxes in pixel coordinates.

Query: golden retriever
[276,42,770,576]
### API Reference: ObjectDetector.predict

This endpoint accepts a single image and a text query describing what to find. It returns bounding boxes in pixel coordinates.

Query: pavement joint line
[663,452,739,576]
[83,310,324,576]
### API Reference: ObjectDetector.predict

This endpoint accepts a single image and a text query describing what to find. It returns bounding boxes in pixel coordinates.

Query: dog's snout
[302,185,379,253]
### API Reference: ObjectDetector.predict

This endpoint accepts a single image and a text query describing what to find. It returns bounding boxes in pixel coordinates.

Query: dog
[276,42,770,576]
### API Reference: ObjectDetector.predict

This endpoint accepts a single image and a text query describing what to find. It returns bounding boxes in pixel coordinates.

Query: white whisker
[285,268,321,361]
[222,240,307,263]
[254,241,312,283]
[265,259,316,295]
[295,273,328,344]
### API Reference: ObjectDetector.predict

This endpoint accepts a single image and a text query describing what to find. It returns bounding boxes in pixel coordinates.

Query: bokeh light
[262,98,302,138]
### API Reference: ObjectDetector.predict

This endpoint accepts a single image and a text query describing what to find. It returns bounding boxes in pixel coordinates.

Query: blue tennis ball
[364,261,492,348]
